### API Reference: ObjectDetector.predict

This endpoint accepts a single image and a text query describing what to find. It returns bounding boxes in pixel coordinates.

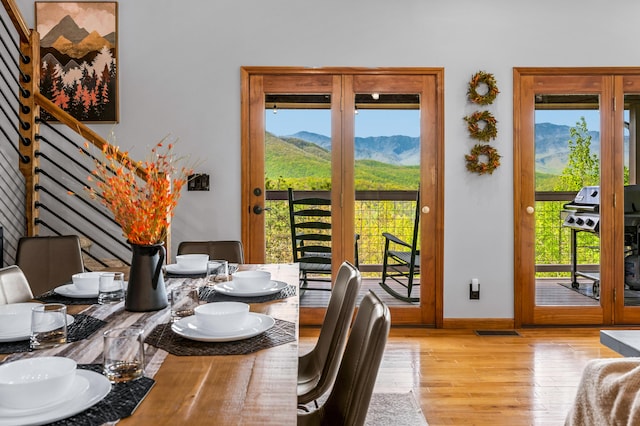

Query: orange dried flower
[85,135,193,245]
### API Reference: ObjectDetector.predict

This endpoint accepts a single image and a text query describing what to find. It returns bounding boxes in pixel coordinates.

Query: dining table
[0,263,300,426]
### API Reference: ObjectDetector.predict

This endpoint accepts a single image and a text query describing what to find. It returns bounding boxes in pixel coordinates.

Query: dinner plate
[212,280,288,297]
[165,263,209,275]
[0,369,110,426]
[54,284,99,298]
[0,313,75,343]
[171,312,275,342]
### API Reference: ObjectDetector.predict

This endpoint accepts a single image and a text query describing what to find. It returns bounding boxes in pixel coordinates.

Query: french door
[241,67,444,326]
[514,68,640,326]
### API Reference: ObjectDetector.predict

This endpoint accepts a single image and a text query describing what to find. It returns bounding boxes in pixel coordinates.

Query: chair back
[0,265,34,304]
[298,291,391,426]
[298,261,361,404]
[288,188,332,270]
[177,240,245,264]
[409,190,420,257]
[15,235,84,296]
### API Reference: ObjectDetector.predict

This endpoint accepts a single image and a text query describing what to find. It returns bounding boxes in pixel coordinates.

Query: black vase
[125,242,168,312]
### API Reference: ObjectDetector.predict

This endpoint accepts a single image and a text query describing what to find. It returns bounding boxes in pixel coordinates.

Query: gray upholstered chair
[0,265,34,304]
[298,261,361,405]
[16,235,84,296]
[177,240,245,264]
[297,290,391,426]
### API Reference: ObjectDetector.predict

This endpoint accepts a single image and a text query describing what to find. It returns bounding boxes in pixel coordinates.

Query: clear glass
[623,95,640,307]
[30,303,67,349]
[205,260,229,286]
[103,327,145,383]
[98,272,125,304]
[534,94,601,306]
[170,283,200,322]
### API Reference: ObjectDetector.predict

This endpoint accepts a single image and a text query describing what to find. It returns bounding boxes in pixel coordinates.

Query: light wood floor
[299,326,623,425]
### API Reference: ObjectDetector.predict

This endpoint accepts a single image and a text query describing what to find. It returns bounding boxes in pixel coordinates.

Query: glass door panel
[623,93,640,307]
[534,94,601,307]
[353,94,421,304]
[264,94,334,306]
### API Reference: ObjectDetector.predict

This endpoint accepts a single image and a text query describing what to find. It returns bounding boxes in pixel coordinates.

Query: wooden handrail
[34,93,148,181]
[1,0,29,43]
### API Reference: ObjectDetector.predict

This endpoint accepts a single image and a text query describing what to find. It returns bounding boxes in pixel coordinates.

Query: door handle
[253,205,272,214]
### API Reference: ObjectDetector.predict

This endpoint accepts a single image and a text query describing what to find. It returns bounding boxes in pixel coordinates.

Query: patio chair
[298,261,361,406]
[0,265,33,304]
[297,290,391,426]
[16,235,84,296]
[379,190,420,303]
[177,240,245,264]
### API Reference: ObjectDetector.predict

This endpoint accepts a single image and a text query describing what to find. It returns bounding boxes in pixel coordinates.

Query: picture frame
[35,2,118,123]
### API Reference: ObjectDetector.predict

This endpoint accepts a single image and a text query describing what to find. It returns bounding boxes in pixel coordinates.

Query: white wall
[17,0,640,319]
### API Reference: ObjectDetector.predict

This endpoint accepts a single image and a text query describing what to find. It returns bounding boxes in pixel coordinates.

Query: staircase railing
[0,0,171,269]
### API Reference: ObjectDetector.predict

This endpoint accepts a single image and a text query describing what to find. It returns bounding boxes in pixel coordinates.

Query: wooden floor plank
[300,326,623,425]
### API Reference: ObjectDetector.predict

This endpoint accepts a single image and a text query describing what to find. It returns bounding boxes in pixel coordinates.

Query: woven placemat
[37,290,98,305]
[145,318,295,356]
[47,363,155,426]
[199,284,297,303]
[0,314,106,354]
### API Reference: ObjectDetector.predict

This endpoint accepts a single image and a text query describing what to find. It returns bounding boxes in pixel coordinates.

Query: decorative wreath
[467,71,499,105]
[464,110,498,142]
[465,144,501,175]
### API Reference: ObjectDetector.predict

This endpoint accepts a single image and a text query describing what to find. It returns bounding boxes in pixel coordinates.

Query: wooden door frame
[513,67,640,327]
[240,67,445,326]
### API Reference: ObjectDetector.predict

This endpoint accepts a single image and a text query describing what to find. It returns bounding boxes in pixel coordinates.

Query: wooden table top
[2,263,300,426]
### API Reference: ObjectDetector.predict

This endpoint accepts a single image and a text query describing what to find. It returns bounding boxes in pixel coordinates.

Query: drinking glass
[205,260,229,286]
[170,283,200,322]
[30,303,68,350]
[103,327,145,383]
[98,272,125,304]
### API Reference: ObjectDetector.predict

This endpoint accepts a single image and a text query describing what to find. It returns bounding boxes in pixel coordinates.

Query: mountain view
[267,123,606,187]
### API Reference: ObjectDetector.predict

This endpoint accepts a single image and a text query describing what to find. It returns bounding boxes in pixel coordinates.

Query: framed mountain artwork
[35,2,118,123]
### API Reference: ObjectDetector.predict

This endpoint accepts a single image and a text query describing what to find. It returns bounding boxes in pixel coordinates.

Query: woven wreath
[464,110,498,142]
[465,144,501,175]
[467,71,499,105]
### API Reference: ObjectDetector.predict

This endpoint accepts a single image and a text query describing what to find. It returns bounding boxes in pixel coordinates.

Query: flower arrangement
[465,143,501,175]
[85,136,193,245]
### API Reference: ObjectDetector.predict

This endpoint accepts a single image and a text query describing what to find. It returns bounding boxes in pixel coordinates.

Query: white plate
[54,284,99,298]
[171,312,275,342]
[0,369,111,426]
[165,263,208,275]
[0,313,75,343]
[212,280,288,297]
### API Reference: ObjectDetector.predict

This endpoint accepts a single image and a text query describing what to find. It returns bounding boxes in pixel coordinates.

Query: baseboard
[442,318,515,329]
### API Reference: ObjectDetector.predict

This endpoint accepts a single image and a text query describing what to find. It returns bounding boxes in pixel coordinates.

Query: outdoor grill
[560,185,640,295]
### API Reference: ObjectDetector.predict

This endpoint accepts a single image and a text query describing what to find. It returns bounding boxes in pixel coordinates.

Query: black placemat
[199,284,297,303]
[37,290,98,305]
[144,318,296,356]
[0,314,106,354]
[46,364,155,426]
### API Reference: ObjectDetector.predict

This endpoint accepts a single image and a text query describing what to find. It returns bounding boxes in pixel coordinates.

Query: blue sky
[266,109,420,138]
[265,108,602,138]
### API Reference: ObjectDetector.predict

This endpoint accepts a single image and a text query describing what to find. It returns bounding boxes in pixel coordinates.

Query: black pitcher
[125,242,168,311]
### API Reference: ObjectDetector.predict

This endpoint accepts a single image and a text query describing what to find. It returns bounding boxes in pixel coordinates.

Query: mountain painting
[35,2,118,122]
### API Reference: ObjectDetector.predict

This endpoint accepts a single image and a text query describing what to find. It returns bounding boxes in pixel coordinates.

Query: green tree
[554,116,599,191]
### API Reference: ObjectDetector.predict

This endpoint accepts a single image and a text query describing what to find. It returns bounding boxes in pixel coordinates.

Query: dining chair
[0,265,34,304]
[297,290,391,426]
[379,189,420,303]
[15,235,84,296]
[298,261,361,406]
[177,240,245,264]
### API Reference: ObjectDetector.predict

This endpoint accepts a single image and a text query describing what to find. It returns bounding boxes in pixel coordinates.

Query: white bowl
[176,254,209,270]
[0,356,77,409]
[194,302,250,333]
[71,272,101,292]
[231,270,272,291]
